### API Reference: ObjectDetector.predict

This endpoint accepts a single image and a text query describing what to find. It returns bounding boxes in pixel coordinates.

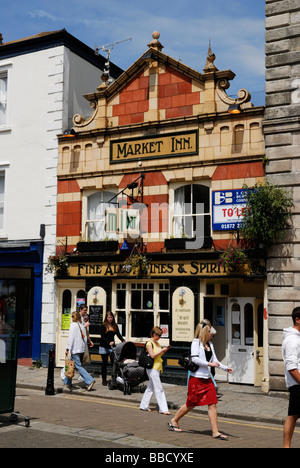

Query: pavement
[15,365,295,427]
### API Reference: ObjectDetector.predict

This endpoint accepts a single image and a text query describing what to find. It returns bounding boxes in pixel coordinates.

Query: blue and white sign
[212,189,250,231]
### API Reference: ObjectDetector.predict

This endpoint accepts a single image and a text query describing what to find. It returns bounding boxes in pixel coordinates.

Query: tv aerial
[95,37,132,83]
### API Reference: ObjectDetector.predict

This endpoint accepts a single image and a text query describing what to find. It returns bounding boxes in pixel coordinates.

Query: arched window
[173,184,210,240]
[86,191,117,241]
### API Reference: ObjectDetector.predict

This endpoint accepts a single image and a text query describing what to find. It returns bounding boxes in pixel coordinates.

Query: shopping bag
[65,355,75,379]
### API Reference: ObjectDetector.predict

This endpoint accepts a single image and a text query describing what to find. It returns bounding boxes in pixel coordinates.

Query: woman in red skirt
[168,320,233,439]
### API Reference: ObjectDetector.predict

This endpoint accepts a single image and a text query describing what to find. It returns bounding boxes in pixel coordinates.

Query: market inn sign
[110,130,198,163]
[68,260,251,277]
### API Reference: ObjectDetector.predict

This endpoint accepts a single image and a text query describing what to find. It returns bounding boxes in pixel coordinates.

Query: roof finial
[203,40,218,73]
[147,31,164,51]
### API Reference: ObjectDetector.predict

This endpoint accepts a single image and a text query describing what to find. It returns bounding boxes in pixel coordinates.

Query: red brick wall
[113,71,149,126]
[158,66,200,119]
[212,162,265,180]
[112,66,201,126]
[56,180,81,253]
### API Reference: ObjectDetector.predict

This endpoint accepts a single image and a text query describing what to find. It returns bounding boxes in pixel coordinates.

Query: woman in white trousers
[140,326,171,414]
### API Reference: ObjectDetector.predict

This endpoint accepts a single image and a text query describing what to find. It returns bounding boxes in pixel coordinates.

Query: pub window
[206,283,215,295]
[114,282,170,341]
[62,290,72,330]
[131,283,154,338]
[220,284,229,295]
[116,283,126,336]
[76,290,86,310]
[85,191,117,241]
[173,184,211,240]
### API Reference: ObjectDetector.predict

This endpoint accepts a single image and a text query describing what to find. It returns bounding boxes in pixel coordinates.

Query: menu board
[89,305,103,335]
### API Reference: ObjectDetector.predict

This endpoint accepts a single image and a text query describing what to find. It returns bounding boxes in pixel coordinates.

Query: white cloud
[26,9,63,22]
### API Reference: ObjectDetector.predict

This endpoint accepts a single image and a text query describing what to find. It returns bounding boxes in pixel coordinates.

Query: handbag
[65,354,75,379]
[138,342,154,369]
[82,345,91,366]
[178,352,199,373]
[78,323,90,366]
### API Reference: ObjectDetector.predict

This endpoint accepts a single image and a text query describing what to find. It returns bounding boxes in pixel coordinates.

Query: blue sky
[2,0,265,98]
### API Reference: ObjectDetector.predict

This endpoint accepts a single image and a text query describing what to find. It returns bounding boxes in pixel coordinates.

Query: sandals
[167,422,182,432]
[213,433,228,440]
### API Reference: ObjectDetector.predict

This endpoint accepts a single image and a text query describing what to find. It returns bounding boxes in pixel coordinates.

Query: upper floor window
[173,184,211,240]
[0,73,8,126]
[85,191,117,241]
[0,172,5,234]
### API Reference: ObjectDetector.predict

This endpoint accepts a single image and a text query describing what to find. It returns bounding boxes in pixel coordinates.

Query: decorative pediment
[71,32,253,132]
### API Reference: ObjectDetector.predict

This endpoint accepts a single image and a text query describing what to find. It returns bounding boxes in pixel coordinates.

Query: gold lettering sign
[110,131,198,164]
[67,260,251,278]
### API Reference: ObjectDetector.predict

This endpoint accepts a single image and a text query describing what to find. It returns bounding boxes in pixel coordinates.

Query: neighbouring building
[0,29,122,363]
[264,0,300,392]
[55,32,266,386]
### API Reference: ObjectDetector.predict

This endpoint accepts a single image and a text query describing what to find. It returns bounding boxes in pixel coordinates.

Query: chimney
[0,34,3,45]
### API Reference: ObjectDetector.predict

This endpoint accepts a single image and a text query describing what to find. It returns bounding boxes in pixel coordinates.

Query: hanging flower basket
[121,254,150,276]
[218,246,248,271]
[46,255,69,276]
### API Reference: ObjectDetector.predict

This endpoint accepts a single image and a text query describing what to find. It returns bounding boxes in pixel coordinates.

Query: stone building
[264,0,300,391]
[55,33,266,386]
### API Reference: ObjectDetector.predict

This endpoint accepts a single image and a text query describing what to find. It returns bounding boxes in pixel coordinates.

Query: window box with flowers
[46,255,69,277]
[218,246,248,272]
[121,254,150,276]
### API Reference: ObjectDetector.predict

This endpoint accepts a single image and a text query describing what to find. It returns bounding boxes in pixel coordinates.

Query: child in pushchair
[108,342,147,395]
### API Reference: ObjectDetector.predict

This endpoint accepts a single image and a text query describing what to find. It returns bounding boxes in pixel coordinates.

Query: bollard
[45,347,55,395]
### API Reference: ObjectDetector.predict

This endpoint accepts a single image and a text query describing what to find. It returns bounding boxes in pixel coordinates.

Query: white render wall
[0,43,105,348]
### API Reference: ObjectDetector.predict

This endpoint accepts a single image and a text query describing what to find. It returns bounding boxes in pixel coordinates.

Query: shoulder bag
[178,352,199,373]
[138,341,154,369]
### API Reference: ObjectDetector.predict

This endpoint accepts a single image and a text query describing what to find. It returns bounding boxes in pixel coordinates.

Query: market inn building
[55,33,266,387]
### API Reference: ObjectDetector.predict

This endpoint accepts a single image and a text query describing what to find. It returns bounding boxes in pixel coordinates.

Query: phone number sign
[212,189,250,231]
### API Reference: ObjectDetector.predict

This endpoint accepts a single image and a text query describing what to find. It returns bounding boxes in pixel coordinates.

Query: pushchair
[108,342,147,395]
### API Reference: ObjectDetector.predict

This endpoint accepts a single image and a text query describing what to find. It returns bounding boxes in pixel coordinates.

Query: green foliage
[122,254,150,276]
[218,246,248,270]
[240,182,293,250]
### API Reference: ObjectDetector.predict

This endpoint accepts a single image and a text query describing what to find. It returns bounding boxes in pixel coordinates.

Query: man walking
[282,307,300,448]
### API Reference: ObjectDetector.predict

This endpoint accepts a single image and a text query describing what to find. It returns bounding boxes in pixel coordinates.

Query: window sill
[0,126,12,134]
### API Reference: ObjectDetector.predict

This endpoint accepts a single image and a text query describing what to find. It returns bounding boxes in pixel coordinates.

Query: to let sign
[212,189,250,231]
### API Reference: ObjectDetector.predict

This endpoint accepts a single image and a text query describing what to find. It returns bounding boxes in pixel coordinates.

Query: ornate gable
[72,32,253,134]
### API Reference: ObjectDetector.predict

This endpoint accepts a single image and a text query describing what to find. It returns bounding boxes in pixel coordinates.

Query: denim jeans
[64,353,94,386]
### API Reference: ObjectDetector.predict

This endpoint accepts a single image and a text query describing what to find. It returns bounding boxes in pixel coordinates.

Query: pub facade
[55,33,266,387]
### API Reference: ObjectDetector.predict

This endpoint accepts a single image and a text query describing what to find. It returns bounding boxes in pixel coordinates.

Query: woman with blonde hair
[168,319,233,439]
[65,311,95,391]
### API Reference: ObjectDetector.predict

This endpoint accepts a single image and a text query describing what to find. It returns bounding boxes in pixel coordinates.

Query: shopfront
[55,32,266,386]
[55,254,265,385]
[0,241,44,359]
